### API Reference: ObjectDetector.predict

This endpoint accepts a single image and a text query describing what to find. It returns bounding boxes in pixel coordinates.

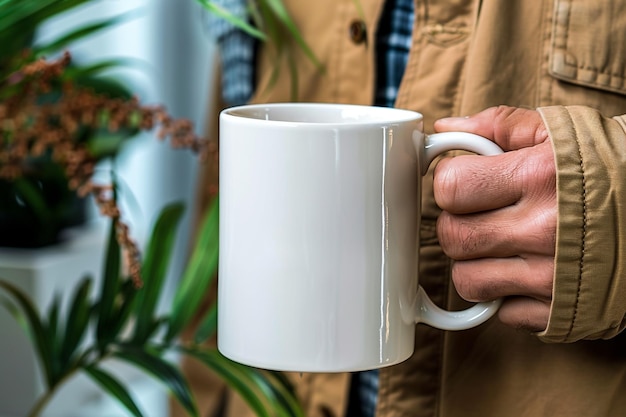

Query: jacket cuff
[536,105,626,342]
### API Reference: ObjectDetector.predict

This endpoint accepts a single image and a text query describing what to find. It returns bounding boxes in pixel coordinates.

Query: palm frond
[132,202,185,343]
[166,196,219,341]
[84,365,145,417]
[114,347,198,417]
[0,281,54,387]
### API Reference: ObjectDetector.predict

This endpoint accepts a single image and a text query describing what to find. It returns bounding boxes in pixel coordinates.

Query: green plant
[0,43,303,415]
[0,1,310,416]
[0,195,303,417]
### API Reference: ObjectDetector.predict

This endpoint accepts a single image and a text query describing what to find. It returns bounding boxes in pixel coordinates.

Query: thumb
[434,106,550,151]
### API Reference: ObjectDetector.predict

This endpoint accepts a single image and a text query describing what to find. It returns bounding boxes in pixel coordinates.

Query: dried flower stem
[1,52,218,285]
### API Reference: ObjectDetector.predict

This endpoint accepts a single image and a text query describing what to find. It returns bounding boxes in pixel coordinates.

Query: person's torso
[246,1,626,416]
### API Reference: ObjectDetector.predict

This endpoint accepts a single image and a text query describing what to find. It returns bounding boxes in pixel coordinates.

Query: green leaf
[253,1,286,98]
[185,347,304,417]
[0,280,54,387]
[64,58,147,87]
[96,216,122,344]
[114,347,198,417]
[228,362,303,417]
[44,294,62,381]
[84,365,144,417]
[166,197,219,341]
[45,294,61,349]
[196,0,266,40]
[132,202,185,342]
[0,0,88,34]
[60,277,93,364]
[0,0,93,61]
[33,12,138,57]
[255,371,305,417]
[262,0,322,69]
[86,131,133,159]
[184,349,272,417]
[351,0,365,20]
[0,296,28,334]
[286,45,299,102]
[235,365,304,417]
[193,302,217,344]
[104,278,139,340]
[0,0,89,26]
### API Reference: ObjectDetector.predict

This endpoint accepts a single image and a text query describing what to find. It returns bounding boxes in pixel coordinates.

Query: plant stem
[27,367,79,417]
[27,346,114,417]
[27,389,55,417]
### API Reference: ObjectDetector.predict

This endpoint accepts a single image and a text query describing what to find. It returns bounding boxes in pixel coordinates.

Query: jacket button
[349,20,367,44]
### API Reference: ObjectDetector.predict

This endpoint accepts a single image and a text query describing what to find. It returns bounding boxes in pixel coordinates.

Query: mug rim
[220,102,423,127]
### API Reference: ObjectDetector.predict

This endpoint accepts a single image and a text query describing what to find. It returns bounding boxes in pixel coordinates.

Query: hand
[433,106,556,332]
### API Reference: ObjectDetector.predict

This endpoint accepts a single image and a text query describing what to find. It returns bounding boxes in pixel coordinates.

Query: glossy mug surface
[218,103,502,372]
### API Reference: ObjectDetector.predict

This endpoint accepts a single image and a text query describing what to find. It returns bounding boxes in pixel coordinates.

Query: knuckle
[493,105,517,121]
[492,105,547,149]
[460,225,489,255]
[520,142,556,190]
[451,262,482,301]
[532,208,557,252]
[498,310,531,331]
[531,258,555,300]
[437,214,491,260]
[433,159,459,209]
[436,213,461,257]
[492,106,518,148]
[497,298,550,332]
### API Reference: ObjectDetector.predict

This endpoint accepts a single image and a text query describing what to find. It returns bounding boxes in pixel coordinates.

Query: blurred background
[0,0,218,415]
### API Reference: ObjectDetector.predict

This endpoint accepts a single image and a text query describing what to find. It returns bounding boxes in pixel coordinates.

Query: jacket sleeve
[536,105,626,342]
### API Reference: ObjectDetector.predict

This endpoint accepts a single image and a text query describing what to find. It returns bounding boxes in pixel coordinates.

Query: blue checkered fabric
[346,368,381,417]
[204,0,256,106]
[374,0,415,108]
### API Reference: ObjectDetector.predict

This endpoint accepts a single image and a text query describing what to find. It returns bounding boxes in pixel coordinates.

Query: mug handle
[413,131,504,331]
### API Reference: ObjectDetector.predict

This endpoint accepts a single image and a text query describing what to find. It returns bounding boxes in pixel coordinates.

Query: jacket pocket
[550,0,626,96]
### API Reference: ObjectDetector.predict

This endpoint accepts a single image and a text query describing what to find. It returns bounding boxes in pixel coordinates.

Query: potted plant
[0,0,144,248]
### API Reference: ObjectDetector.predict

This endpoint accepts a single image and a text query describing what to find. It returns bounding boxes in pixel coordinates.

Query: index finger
[434,106,550,151]
[434,141,555,213]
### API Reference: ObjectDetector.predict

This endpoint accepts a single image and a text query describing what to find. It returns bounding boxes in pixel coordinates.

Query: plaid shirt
[374,0,414,108]
[204,0,256,106]
[206,1,414,416]
[206,0,414,109]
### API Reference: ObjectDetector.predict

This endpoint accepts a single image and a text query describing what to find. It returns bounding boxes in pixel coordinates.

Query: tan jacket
[181,1,626,416]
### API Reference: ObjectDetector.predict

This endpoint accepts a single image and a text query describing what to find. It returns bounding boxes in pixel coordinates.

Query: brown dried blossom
[79,182,142,287]
[1,52,219,286]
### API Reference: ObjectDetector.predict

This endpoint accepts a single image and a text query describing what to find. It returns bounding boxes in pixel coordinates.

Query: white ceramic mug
[218,103,503,372]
